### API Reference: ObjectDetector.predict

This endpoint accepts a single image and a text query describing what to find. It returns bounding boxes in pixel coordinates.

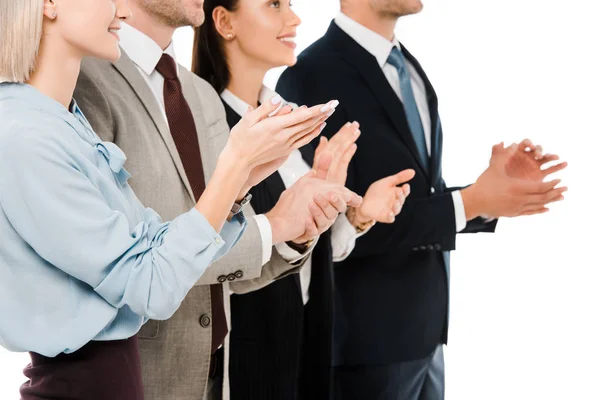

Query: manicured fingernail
[320,104,330,112]
[327,110,335,117]
[270,95,282,105]
[329,100,340,109]
[320,122,327,132]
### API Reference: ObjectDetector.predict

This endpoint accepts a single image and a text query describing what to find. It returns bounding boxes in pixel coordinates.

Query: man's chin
[191,12,206,28]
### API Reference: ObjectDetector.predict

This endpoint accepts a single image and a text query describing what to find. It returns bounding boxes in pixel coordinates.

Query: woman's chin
[99,47,121,63]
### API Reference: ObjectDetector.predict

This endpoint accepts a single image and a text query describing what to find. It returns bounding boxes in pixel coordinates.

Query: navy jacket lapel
[325,23,431,179]
[401,47,443,185]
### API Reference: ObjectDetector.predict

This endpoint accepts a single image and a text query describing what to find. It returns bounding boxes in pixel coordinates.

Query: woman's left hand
[313,121,361,185]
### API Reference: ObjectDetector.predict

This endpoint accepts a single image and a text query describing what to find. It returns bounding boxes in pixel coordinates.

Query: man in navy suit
[277,0,567,398]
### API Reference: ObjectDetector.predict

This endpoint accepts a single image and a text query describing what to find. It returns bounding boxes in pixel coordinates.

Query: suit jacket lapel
[326,23,430,178]
[223,100,302,292]
[180,72,219,183]
[402,47,443,184]
[112,51,195,201]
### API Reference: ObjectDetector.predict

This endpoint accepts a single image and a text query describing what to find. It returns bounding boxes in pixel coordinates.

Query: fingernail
[354,129,360,136]
[329,100,340,110]
[320,104,330,113]
[327,109,335,117]
[344,122,351,128]
[271,95,282,105]
[320,122,327,132]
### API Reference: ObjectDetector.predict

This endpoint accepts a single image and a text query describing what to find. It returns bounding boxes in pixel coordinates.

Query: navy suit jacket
[277,21,497,366]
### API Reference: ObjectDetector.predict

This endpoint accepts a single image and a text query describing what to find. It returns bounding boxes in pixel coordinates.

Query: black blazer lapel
[223,100,301,291]
[325,22,430,179]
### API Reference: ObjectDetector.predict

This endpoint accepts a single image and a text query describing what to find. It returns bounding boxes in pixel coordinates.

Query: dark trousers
[20,336,143,400]
[334,345,445,400]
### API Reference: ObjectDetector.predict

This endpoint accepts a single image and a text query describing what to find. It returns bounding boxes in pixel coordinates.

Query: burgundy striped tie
[155,53,227,353]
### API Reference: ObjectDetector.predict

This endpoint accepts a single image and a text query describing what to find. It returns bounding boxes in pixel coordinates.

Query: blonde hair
[0,0,44,82]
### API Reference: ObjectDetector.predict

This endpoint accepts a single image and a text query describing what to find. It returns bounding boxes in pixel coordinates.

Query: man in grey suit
[73,1,356,399]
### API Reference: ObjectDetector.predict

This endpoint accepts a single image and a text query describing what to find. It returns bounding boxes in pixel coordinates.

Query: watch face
[232,193,252,216]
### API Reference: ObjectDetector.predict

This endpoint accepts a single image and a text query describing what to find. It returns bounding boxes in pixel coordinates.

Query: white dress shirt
[118,23,178,120]
[334,13,467,232]
[221,87,368,304]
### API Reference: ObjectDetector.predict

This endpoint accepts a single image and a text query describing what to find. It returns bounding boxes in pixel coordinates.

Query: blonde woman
[0,0,353,398]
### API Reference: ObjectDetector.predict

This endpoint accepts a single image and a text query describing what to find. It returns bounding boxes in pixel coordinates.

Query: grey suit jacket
[74,51,302,400]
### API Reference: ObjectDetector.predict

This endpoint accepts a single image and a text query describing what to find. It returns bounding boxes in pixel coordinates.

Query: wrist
[221,142,253,172]
[236,186,251,202]
[287,238,314,253]
[347,206,375,232]
[461,184,485,221]
[350,205,372,225]
[265,210,287,245]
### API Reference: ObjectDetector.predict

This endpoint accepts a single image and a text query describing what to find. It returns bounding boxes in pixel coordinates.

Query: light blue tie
[387,47,429,172]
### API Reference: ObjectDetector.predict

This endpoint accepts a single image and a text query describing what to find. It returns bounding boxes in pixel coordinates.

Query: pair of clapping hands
[221,95,414,247]
[463,139,568,220]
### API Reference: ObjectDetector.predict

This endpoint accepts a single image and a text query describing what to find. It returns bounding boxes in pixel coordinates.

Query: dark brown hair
[192,0,240,94]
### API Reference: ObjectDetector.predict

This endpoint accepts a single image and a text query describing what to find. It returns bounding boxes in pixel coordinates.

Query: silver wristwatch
[228,193,252,221]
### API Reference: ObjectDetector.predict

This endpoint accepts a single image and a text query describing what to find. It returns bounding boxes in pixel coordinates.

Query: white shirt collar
[118,23,178,76]
[221,86,288,117]
[334,12,401,68]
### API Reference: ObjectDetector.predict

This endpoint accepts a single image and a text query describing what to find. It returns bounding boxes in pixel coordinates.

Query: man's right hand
[462,142,568,219]
[265,173,362,245]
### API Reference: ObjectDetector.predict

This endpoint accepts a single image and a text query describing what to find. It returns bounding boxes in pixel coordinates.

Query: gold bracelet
[347,207,376,233]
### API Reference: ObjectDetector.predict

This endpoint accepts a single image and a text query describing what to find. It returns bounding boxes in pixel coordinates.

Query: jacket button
[234,270,244,279]
[430,187,436,194]
[420,245,427,251]
[412,247,419,251]
[227,274,236,281]
[434,244,442,251]
[217,275,227,283]
[427,245,434,251]
[199,314,211,328]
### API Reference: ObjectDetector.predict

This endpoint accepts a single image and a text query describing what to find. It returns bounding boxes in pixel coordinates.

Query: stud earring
[51,12,57,18]
[226,33,234,40]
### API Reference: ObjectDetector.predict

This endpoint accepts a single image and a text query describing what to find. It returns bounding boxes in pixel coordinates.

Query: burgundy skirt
[20,336,144,400]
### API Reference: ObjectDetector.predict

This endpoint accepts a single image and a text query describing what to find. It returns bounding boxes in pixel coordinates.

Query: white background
[2,0,599,398]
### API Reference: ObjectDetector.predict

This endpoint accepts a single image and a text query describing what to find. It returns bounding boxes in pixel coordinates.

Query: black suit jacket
[223,102,334,400]
[277,21,497,366]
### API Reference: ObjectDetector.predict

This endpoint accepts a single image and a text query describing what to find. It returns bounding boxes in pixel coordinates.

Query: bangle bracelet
[347,207,375,233]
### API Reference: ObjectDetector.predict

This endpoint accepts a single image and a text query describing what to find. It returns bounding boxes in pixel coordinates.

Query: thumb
[491,142,505,155]
[314,150,333,180]
[386,169,416,186]
[243,94,284,126]
[315,136,328,155]
[313,136,328,167]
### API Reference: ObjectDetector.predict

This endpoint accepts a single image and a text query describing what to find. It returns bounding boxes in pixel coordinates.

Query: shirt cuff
[330,213,369,262]
[275,237,319,264]
[451,190,467,232]
[252,214,273,266]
